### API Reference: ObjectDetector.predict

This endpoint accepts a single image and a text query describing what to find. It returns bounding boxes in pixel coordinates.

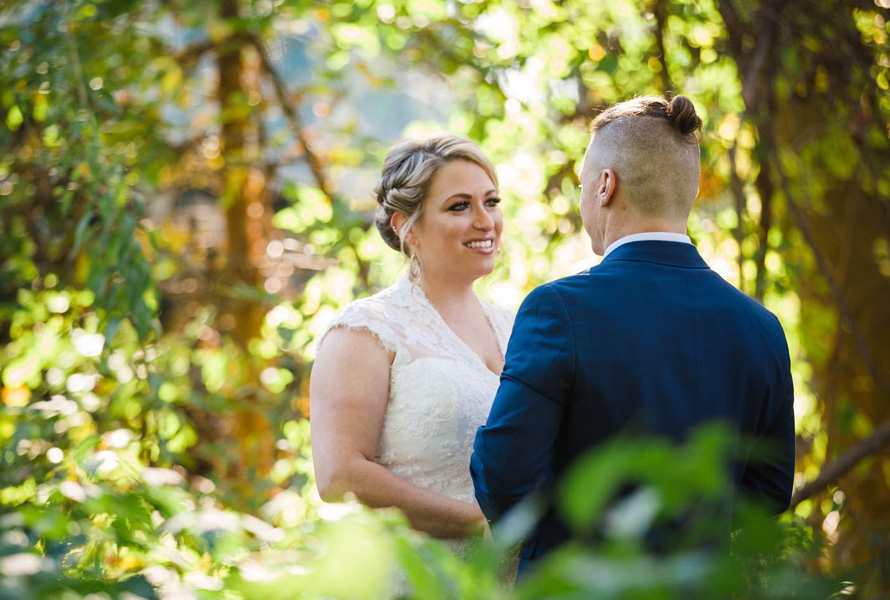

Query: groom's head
[579,95,702,255]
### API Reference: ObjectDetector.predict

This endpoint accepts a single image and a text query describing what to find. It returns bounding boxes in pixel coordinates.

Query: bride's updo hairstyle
[589,95,703,219]
[374,136,498,256]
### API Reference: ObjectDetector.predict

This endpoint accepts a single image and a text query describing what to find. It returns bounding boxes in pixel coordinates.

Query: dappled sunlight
[1,0,888,597]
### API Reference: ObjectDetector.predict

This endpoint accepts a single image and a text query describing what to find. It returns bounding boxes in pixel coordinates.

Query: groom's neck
[602,216,688,251]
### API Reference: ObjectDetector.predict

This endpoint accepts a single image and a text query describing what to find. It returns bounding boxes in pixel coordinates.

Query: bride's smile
[464,238,495,252]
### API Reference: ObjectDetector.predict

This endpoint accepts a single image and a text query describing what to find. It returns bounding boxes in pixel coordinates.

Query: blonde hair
[373,136,498,255]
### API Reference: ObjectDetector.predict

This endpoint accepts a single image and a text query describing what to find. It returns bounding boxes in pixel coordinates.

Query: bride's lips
[463,237,496,254]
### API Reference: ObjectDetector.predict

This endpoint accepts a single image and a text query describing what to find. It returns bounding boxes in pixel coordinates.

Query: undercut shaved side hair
[589,95,703,219]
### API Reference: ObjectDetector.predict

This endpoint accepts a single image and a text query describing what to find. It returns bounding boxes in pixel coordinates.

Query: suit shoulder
[515,277,588,323]
[710,274,788,343]
[721,276,780,321]
[530,271,591,298]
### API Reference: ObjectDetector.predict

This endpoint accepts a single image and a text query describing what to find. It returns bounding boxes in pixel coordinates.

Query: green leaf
[71,210,95,257]
[5,105,23,130]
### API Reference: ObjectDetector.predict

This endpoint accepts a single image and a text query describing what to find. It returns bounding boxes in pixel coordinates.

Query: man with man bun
[471,95,795,575]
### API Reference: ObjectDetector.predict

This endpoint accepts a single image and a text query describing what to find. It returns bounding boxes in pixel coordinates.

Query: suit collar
[603,232,692,257]
[598,240,710,269]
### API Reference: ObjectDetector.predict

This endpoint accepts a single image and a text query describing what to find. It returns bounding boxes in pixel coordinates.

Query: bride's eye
[448,201,469,212]
[485,197,501,206]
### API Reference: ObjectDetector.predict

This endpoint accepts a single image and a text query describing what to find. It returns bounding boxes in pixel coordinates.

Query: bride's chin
[436,257,496,283]
[469,264,496,280]
[450,266,492,283]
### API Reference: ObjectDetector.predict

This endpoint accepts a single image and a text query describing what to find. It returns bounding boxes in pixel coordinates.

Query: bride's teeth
[465,240,493,249]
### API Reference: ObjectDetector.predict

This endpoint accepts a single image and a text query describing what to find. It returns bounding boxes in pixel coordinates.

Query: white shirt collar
[603,232,692,258]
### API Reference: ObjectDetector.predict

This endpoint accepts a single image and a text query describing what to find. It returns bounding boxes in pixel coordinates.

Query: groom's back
[529,240,794,556]
[556,242,785,450]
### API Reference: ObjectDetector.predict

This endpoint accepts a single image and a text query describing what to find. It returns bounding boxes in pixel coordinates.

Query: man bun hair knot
[665,95,702,137]
[591,94,702,141]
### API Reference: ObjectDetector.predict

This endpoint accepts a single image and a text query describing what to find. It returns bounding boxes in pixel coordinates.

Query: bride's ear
[391,212,417,247]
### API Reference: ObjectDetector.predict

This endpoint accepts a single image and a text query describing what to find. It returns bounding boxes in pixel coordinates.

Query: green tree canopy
[1,0,889,597]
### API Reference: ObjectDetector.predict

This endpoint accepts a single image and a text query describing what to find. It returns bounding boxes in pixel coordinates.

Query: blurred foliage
[1,0,889,597]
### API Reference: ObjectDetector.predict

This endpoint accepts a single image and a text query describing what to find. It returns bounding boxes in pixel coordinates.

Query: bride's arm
[310,327,486,539]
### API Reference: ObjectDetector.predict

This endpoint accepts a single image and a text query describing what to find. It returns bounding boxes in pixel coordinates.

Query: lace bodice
[319,276,515,549]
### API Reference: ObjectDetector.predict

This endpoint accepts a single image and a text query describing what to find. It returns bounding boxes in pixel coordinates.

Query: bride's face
[411,159,502,283]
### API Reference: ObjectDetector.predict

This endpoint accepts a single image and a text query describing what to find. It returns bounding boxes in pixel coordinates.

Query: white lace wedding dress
[319,275,515,557]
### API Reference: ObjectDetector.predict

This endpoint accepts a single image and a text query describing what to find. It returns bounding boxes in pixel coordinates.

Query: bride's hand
[482,518,493,541]
[468,502,491,539]
[468,516,490,538]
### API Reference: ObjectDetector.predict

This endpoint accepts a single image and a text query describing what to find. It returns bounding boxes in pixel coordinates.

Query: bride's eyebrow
[443,193,472,203]
[442,190,498,204]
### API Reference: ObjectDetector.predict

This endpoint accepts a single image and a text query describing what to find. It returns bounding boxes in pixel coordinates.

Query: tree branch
[752,138,774,302]
[652,0,673,94]
[741,25,772,110]
[173,40,219,72]
[415,26,502,91]
[790,418,890,509]
[727,142,746,291]
[714,0,744,60]
[61,0,97,130]
[246,34,371,289]
[247,36,335,200]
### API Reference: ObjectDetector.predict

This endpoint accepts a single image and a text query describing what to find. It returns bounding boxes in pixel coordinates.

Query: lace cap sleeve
[317,296,400,355]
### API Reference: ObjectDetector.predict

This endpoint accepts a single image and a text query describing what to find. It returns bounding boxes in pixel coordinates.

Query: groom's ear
[599,168,617,207]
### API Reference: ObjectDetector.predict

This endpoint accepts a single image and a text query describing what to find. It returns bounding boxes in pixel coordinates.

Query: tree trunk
[213,0,274,494]
[217,0,266,348]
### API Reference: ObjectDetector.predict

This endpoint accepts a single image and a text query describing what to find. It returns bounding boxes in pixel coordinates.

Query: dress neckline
[398,276,505,378]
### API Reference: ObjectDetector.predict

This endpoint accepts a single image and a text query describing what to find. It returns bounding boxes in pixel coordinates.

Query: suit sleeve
[740,317,796,515]
[470,285,575,521]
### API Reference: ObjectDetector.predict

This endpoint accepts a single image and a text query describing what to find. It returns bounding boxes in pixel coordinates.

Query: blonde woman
[310,136,514,554]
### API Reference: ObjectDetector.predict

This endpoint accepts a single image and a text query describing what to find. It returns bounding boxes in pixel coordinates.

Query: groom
[470,95,795,573]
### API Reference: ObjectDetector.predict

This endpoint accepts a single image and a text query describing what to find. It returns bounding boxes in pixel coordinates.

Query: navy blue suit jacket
[470,241,795,568]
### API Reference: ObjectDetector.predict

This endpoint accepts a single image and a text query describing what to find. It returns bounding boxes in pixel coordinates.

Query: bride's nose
[473,208,494,230]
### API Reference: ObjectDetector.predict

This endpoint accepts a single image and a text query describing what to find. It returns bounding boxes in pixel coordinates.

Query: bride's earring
[409,253,421,280]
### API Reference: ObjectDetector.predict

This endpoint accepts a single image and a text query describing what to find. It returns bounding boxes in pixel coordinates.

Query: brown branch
[247,36,335,200]
[727,142,746,291]
[752,140,773,302]
[714,0,744,59]
[737,10,778,302]
[717,2,778,113]
[415,27,500,89]
[652,0,673,94]
[848,132,890,247]
[790,418,890,510]
[555,70,598,125]
[741,27,772,110]
[168,132,207,156]
[174,40,217,69]
[246,34,371,289]
[61,0,96,128]
[573,70,594,120]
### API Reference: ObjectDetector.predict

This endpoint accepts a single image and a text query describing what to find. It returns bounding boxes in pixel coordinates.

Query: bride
[310,136,514,552]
